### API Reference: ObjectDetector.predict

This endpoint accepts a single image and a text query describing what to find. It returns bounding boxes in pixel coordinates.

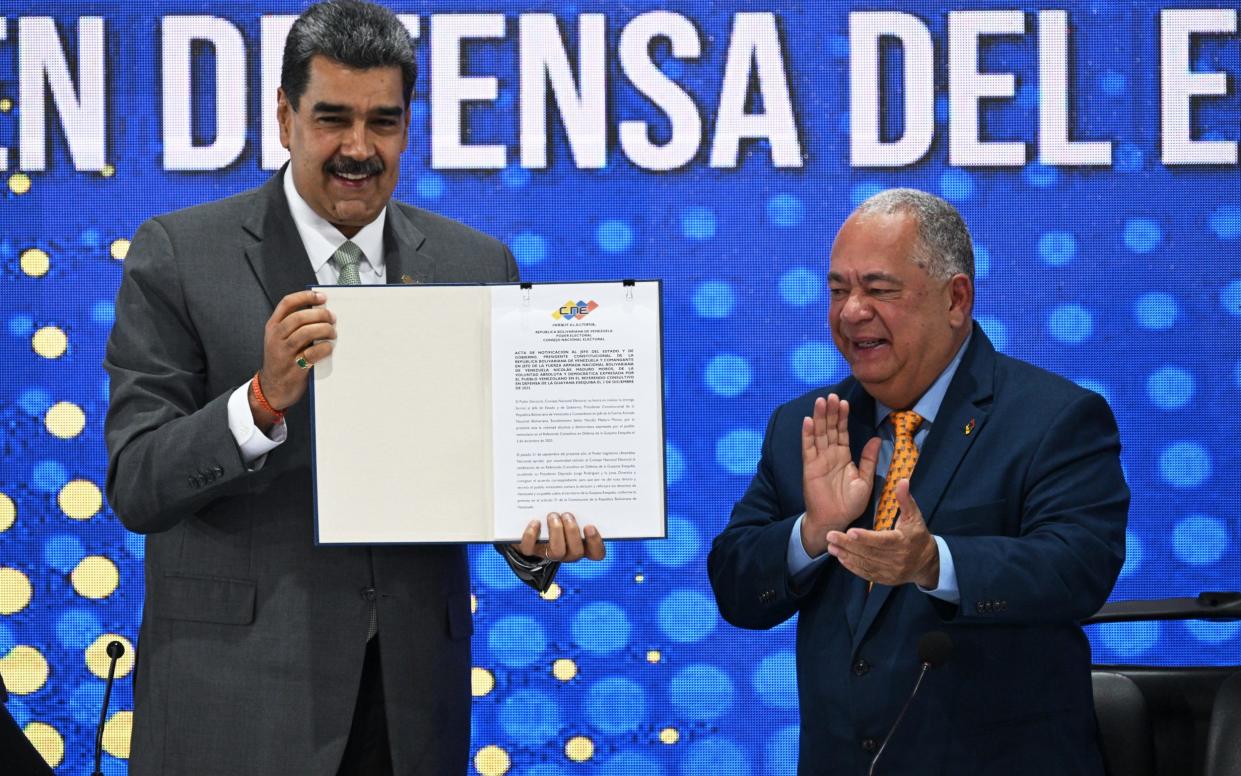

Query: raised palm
[801,394,879,555]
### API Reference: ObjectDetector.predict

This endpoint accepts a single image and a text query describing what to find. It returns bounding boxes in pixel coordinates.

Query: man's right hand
[800,394,880,557]
[250,290,336,427]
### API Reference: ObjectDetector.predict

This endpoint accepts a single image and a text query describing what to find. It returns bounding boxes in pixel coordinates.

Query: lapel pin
[401,274,414,284]
[963,418,975,436]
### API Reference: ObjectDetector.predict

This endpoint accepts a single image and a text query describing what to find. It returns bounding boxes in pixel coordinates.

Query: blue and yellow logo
[552,299,599,320]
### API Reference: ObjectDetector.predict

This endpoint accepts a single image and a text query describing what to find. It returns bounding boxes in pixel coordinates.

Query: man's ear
[947,273,973,328]
[276,87,293,150]
[399,102,411,153]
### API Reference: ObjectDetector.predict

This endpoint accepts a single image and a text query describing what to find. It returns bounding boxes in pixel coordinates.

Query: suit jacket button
[862,738,878,753]
[975,602,984,613]
[213,465,224,476]
[361,587,378,602]
[852,659,870,676]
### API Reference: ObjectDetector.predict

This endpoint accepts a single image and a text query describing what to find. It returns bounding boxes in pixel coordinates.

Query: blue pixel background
[1,1,1239,773]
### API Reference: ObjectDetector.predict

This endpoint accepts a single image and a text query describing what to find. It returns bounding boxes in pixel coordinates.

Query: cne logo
[552,299,599,320]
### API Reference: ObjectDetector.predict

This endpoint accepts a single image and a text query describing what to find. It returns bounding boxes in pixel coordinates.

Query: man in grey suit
[104,2,603,773]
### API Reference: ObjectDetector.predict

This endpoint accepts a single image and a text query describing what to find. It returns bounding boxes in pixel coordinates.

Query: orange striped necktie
[873,410,923,532]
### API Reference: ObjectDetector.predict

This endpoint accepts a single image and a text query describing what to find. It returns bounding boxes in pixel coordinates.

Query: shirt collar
[876,332,973,430]
[283,167,387,277]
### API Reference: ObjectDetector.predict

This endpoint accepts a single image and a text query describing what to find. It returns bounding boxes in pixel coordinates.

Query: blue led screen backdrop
[0,2,1238,773]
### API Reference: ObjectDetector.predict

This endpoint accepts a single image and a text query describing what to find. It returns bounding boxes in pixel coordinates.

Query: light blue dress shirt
[786,335,972,603]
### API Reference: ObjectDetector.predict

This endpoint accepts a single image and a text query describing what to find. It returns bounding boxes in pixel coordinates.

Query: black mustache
[324,156,384,177]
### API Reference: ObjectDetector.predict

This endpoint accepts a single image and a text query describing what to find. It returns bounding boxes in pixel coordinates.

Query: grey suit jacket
[104,172,519,775]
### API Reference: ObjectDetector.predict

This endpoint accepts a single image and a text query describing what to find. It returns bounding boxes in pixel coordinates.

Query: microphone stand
[92,641,125,776]
[867,660,932,776]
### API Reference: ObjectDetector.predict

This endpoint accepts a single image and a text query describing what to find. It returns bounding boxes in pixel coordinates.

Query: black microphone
[868,631,954,776]
[92,640,125,776]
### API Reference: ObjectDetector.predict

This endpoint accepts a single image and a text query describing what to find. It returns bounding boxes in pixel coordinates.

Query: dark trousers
[336,638,393,776]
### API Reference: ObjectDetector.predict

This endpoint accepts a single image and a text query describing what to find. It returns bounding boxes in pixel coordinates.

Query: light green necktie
[333,239,377,639]
[333,240,364,285]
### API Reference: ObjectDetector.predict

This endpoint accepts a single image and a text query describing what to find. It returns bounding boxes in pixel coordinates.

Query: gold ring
[296,355,310,370]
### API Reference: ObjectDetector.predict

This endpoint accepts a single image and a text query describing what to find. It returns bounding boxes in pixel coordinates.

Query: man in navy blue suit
[708,189,1128,775]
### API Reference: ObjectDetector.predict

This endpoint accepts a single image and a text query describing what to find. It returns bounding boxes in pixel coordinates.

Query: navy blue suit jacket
[708,326,1128,775]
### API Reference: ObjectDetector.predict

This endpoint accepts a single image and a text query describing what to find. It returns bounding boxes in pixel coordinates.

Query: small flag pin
[964,418,976,436]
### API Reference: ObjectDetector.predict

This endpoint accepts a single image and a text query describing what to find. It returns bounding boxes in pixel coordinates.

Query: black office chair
[1205,671,1241,776]
[1093,670,1156,776]
[1087,593,1241,776]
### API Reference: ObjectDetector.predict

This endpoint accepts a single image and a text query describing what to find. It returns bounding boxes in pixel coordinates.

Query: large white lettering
[849,12,934,167]
[18,16,106,171]
[618,12,703,172]
[948,10,1025,166]
[710,12,803,168]
[519,14,606,169]
[1038,10,1111,165]
[1161,9,1238,165]
[431,14,506,170]
[162,17,247,171]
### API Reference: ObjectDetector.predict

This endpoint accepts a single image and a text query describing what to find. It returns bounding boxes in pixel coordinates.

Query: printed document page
[489,282,666,542]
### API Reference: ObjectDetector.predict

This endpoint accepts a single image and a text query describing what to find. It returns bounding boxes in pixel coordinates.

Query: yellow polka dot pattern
[470,594,478,614]
[71,555,119,599]
[564,735,594,762]
[660,726,680,744]
[552,658,578,681]
[86,635,135,680]
[101,164,116,178]
[45,401,86,439]
[8,172,31,195]
[0,646,50,694]
[873,410,923,532]
[473,744,511,775]
[646,649,662,663]
[539,582,561,601]
[0,492,14,532]
[102,711,133,759]
[472,667,495,697]
[20,248,50,277]
[31,326,68,359]
[110,238,130,260]
[23,722,64,767]
[0,567,33,614]
[0,97,12,111]
[58,479,102,520]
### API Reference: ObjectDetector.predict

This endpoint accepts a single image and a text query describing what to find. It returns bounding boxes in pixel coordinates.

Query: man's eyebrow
[310,102,404,118]
[861,272,902,285]
[827,271,904,284]
[311,101,349,114]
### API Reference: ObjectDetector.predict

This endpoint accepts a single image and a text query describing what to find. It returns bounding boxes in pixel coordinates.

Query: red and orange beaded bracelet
[250,371,285,422]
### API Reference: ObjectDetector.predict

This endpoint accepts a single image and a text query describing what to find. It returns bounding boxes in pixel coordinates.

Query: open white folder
[310,280,666,544]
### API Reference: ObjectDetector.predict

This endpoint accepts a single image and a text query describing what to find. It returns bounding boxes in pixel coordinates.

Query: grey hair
[854,188,975,281]
[282,0,416,110]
